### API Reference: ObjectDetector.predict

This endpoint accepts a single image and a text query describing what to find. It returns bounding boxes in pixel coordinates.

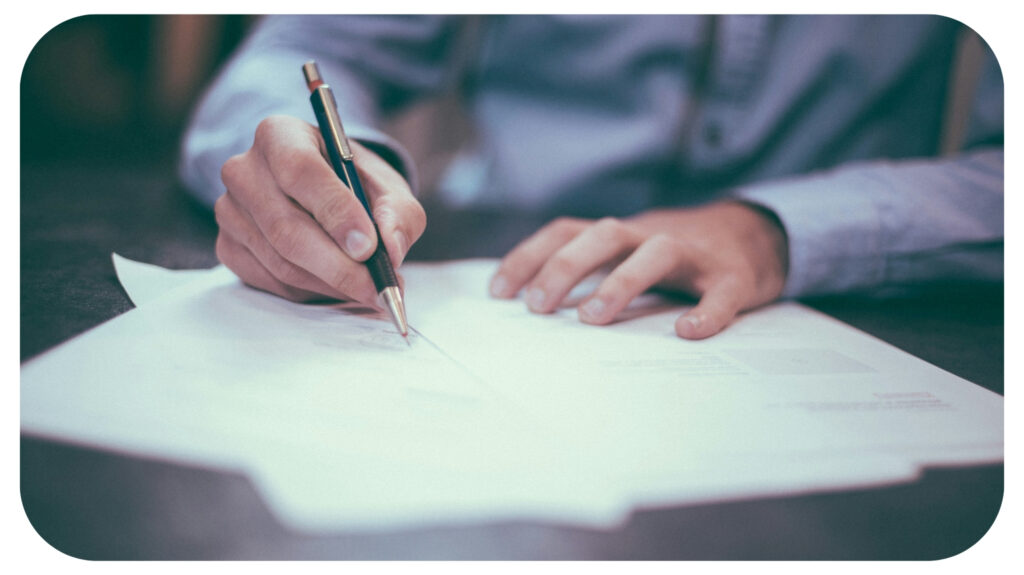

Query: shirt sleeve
[735,39,1004,298]
[178,15,463,207]
[736,148,1003,298]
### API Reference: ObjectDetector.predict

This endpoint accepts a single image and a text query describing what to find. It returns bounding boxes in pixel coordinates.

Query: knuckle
[238,222,263,251]
[272,153,309,193]
[548,217,583,239]
[549,216,575,229]
[646,233,680,254]
[254,115,290,144]
[220,154,246,189]
[265,216,305,260]
[329,268,359,297]
[273,260,306,287]
[606,270,644,295]
[545,251,581,277]
[316,192,359,231]
[714,269,748,289]
[592,217,628,243]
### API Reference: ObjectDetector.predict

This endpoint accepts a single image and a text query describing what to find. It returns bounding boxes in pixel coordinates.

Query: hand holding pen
[212,65,426,331]
[303,60,409,336]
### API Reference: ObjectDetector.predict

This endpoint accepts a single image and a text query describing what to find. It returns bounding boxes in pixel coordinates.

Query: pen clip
[303,61,354,161]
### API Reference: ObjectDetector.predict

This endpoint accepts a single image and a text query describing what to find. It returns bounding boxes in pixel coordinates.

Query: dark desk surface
[20,162,1004,560]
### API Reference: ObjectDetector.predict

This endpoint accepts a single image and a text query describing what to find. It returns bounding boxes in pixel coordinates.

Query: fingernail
[525,287,547,311]
[345,230,373,259]
[490,275,510,298]
[681,314,702,334]
[580,297,606,322]
[393,230,409,264]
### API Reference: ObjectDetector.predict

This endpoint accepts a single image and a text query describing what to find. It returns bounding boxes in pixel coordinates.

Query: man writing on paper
[178,15,1003,340]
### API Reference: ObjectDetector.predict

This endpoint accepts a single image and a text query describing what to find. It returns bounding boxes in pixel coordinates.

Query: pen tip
[380,287,409,341]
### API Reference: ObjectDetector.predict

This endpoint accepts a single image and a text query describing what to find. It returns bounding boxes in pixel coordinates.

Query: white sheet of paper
[111,252,216,307]
[20,256,1003,532]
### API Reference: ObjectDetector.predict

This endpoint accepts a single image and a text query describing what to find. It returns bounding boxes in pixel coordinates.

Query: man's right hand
[214,115,426,304]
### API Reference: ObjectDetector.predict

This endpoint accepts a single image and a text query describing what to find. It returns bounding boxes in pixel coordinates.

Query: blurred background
[21,15,468,191]
[21,16,256,359]
[20,14,986,197]
[22,15,254,168]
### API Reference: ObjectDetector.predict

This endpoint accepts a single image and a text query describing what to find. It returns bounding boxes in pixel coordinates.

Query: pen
[302,60,409,338]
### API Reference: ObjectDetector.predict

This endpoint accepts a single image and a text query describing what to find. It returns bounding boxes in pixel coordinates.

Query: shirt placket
[683,15,773,175]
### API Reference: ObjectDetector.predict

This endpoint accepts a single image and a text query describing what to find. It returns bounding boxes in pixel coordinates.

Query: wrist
[730,200,790,300]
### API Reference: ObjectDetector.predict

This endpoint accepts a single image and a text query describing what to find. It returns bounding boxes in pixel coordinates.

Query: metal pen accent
[302,61,409,338]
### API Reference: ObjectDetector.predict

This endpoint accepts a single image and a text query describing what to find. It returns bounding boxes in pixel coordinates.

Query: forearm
[178,16,459,206]
[735,148,1004,297]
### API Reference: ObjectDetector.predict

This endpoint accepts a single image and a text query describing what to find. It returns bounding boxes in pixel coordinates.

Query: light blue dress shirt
[179,15,1003,298]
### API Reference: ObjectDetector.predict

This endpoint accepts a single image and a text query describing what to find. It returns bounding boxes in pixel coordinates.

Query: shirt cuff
[733,168,888,298]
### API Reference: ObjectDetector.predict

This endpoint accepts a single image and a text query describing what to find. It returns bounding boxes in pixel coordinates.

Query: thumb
[675,277,748,340]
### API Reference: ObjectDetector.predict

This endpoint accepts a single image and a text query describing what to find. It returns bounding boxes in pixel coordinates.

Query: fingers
[219,115,426,305]
[492,213,758,340]
[254,116,379,261]
[577,234,696,325]
[214,193,357,301]
[220,139,379,305]
[489,217,589,299]
[674,275,750,340]
[253,117,426,269]
[215,232,332,303]
[581,241,749,340]
[579,235,751,339]
[524,218,642,313]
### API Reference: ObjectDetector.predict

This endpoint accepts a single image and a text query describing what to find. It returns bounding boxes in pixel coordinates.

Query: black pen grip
[365,232,399,292]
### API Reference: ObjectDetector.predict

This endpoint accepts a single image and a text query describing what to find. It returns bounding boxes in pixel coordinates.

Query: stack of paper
[20,255,1003,532]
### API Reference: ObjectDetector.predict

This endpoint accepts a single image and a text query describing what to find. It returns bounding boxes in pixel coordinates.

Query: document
[20,256,1003,532]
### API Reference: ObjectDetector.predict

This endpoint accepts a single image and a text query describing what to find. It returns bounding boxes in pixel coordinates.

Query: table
[20,161,1004,560]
